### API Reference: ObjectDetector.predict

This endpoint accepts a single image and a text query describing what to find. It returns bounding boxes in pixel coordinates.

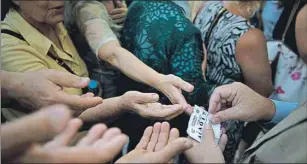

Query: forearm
[78,96,126,124]
[245,77,273,97]
[98,41,162,88]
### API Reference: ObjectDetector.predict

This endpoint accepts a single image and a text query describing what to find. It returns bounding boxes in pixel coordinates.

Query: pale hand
[184,124,228,163]
[116,122,193,163]
[121,91,185,120]
[154,74,194,112]
[10,108,127,163]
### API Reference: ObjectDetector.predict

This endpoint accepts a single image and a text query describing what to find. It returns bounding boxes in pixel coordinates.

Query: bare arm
[1,71,15,99]
[70,1,194,108]
[98,41,163,87]
[78,96,124,124]
[235,29,273,97]
[78,91,185,124]
[295,5,307,64]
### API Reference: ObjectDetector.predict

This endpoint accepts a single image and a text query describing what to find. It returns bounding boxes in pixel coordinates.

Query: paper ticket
[187,105,221,143]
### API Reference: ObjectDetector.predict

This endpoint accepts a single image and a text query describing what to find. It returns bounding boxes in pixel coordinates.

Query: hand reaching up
[116,122,193,163]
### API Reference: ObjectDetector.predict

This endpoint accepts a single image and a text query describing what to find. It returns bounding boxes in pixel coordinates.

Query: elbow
[97,43,121,67]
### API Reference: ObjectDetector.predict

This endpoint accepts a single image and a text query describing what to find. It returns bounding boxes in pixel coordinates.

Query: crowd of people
[1,0,306,163]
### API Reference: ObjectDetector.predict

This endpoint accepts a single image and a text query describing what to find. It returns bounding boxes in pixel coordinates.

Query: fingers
[134,92,159,104]
[208,84,239,115]
[101,128,122,141]
[211,107,239,124]
[163,104,184,120]
[113,18,126,24]
[44,69,90,88]
[168,128,180,143]
[110,9,126,19]
[157,138,193,162]
[93,134,128,162]
[169,75,194,93]
[114,0,126,8]
[77,124,107,146]
[136,126,153,149]
[146,122,162,152]
[81,92,95,98]
[138,104,183,120]
[185,105,194,116]
[218,134,228,152]
[1,105,71,160]
[154,122,170,151]
[40,134,128,163]
[166,86,189,110]
[57,91,103,110]
[202,124,215,143]
[44,119,83,148]
[92,127,123,147]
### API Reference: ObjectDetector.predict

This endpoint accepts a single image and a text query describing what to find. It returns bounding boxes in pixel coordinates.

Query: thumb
[44,70,90,88]
[157,138,193,162]
[135,92,160,104]
[1,105,71,160]
[210,106,239,124]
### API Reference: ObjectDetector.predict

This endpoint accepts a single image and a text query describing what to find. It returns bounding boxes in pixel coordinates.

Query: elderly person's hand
[121,91,185,120]
[110,0,127,24]
[2,105,128,163]
[184,124,228,163]
[1,70,103,111]
[116,122,193,163]
[208,82,276,124]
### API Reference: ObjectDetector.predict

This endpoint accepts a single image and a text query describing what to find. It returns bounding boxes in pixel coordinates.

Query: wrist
[118,94,132,113]
[150,73,164,91]
[263,98,276,121]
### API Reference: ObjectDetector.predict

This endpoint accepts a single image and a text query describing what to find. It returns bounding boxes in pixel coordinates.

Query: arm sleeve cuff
[269,100,298,124]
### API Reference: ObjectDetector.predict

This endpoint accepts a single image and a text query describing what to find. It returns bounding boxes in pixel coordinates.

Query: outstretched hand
[154,74,194,112]
[2,105,128,163]
[116,122,193,163]
[122,91,185,120]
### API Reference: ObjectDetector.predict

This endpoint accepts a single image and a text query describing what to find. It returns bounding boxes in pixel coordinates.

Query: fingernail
[81,77,90,84]
[152,94,159,100]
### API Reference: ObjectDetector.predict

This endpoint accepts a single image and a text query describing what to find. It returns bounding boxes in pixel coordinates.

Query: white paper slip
[187,105,221,144]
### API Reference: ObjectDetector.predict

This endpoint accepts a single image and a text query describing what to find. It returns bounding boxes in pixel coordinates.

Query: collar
[5,9,68,57]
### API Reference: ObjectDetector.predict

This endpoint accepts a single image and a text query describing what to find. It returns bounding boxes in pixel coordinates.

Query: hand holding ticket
[187,105,221,143]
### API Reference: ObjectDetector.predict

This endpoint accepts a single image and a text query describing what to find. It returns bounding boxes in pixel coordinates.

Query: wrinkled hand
[208,82,275,124]
[121,91,184,120]
[3,105,128,163]
[116,122,193,163]
[154,74,194,111]
[110,0,127,24]
[184,124,228,163]
[5,70,103,111]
